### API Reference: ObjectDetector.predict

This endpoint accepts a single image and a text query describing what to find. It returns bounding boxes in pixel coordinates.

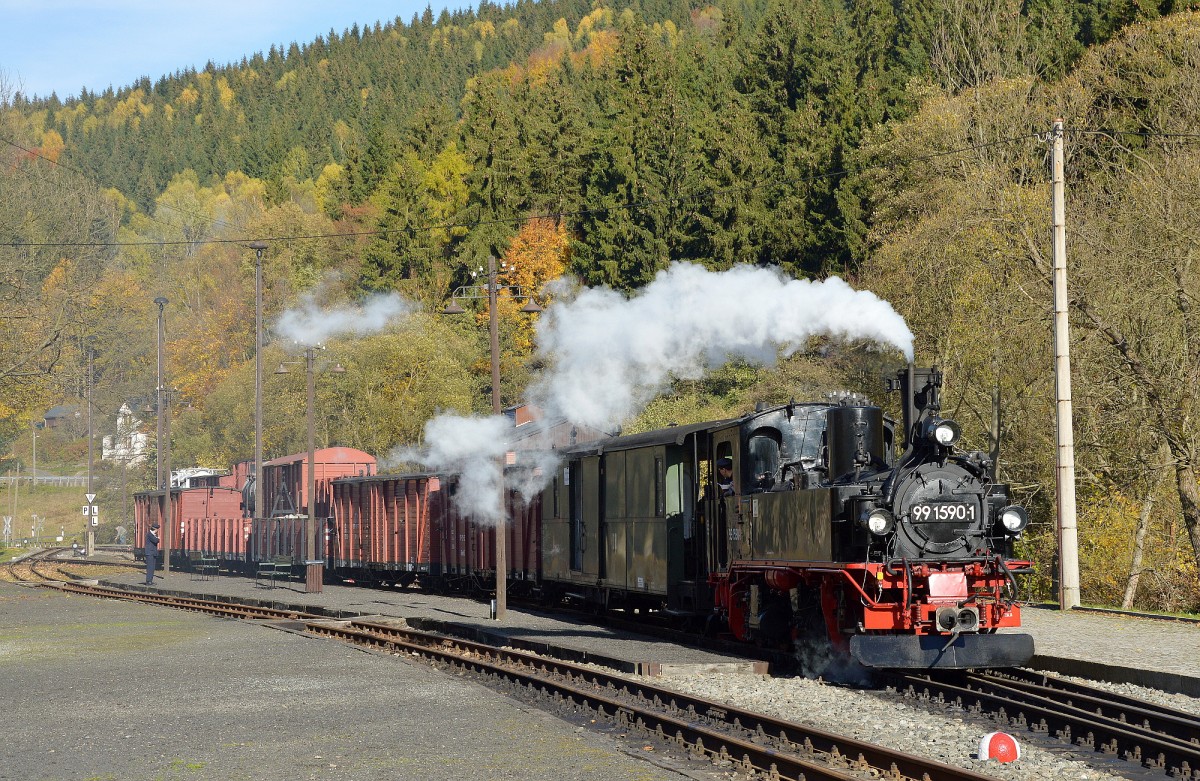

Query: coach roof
[564,418,736,457]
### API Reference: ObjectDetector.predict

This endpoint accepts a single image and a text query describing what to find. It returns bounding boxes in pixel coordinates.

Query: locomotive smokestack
[892,364,941,450]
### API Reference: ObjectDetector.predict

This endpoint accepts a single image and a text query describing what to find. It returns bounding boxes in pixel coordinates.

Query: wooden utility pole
[86,349,95,557]
[441,255,543,620]
[1050,119,1080,609]
[154,296,172,573]
[487,255,507,621]
[250,242,267,536]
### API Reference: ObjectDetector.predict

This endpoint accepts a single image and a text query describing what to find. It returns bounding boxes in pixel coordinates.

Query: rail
[891,670,1200,778]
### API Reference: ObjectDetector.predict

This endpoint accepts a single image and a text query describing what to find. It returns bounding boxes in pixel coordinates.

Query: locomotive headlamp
[929,419,962,447]
[866,509,895,535]
[1000,506,1029,534]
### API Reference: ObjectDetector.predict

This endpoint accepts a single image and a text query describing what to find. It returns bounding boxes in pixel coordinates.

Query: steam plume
[275,292,411,346]
[403,415,513,524]
[530,263,914,431]
[411,263,913,525]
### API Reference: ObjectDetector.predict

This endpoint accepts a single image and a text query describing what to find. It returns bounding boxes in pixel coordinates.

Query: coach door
[708,430,744,568]
[575,455,603,578]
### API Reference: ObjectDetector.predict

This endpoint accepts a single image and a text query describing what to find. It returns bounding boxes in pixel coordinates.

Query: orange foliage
[495,218,569,351]
[167,301,251,405]
[526,40,571,84]
[40,258,73,295]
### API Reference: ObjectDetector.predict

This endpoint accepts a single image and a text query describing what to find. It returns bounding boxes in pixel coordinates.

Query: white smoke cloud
[408,263,913,525]
[275,292,412,346]
[529,263,914,431]
[406,414,513,525]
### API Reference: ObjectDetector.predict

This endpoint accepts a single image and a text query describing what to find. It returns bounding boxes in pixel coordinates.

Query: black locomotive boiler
[539,365,1034,669]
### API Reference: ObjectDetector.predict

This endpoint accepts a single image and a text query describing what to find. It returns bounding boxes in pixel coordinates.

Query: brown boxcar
[433,480,542,587]
[328,472,541,592]
[261,447,376,520]
[329,474,440,582]
[220,460,253,494]
[134,487,246,563]
[248,515,306,563]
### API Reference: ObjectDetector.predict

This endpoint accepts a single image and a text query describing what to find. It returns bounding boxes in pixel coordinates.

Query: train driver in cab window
[716,457,734,496]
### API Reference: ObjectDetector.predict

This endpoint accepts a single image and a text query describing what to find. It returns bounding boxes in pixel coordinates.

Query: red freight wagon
[134,487,245,562]
[248,515,306,564]
[181,516,250,561]
[328,472,541,592]
[220,460,253,494]
[434,481,541,588]
[329,474,439,583]
[261,447,376,521]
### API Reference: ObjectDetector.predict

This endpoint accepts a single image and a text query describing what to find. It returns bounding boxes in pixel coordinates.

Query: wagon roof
[263,446,377,466]
[331,470,443,485]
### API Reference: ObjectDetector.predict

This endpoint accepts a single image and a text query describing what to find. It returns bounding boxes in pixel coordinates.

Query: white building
[101,403,148,466]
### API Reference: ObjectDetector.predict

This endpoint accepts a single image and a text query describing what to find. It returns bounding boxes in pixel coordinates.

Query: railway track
[1,547,142,583]
[310,618,1004,781]
[28,576,1200,779]
[892,668,1200,779]
[36,579,997,781]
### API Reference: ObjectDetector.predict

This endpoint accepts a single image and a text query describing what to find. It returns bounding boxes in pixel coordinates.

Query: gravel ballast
[638,667,1195,781]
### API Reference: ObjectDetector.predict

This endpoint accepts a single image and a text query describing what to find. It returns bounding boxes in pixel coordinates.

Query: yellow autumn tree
[495,218,569,352]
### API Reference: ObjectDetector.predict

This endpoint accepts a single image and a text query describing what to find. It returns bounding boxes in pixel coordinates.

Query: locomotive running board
[850,632,1035,670]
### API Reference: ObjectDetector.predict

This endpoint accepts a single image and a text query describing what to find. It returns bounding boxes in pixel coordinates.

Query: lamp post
[442,254,542,620]
[86,348,95,557]
[154,296,172,573]
[275,347,344,593]
[248,241,267,530]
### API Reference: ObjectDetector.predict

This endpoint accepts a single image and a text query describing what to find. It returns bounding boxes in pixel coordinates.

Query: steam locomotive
[138,365,1033,669]
[538,365,1033,669]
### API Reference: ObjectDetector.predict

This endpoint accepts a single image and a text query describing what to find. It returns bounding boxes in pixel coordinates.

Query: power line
[1,135,245,237]
[3,133,1042,250]
[1068,128,1200,140]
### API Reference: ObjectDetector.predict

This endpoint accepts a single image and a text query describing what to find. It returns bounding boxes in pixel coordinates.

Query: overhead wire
[9,127,1199,251]
[2,132,1043,250]
[1,135,246,238]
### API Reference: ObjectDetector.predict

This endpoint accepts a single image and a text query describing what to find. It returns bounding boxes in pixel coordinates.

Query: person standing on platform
[144,522,160,585]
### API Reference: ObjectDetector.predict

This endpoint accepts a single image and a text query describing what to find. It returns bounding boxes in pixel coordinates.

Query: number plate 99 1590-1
[911,503,977,522]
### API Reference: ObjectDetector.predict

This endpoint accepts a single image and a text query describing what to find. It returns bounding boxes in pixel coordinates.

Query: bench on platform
[198,553,219,580]
[255,556,293,588]
[188,551,220,581]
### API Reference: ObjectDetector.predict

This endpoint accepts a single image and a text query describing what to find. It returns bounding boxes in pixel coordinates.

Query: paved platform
[0,580,710,781]
[1018,604,1200,695]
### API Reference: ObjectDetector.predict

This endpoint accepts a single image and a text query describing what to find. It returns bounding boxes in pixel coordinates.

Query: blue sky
[0,1,457,101]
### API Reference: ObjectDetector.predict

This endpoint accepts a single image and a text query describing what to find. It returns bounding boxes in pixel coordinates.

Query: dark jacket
[145,528,160,557]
